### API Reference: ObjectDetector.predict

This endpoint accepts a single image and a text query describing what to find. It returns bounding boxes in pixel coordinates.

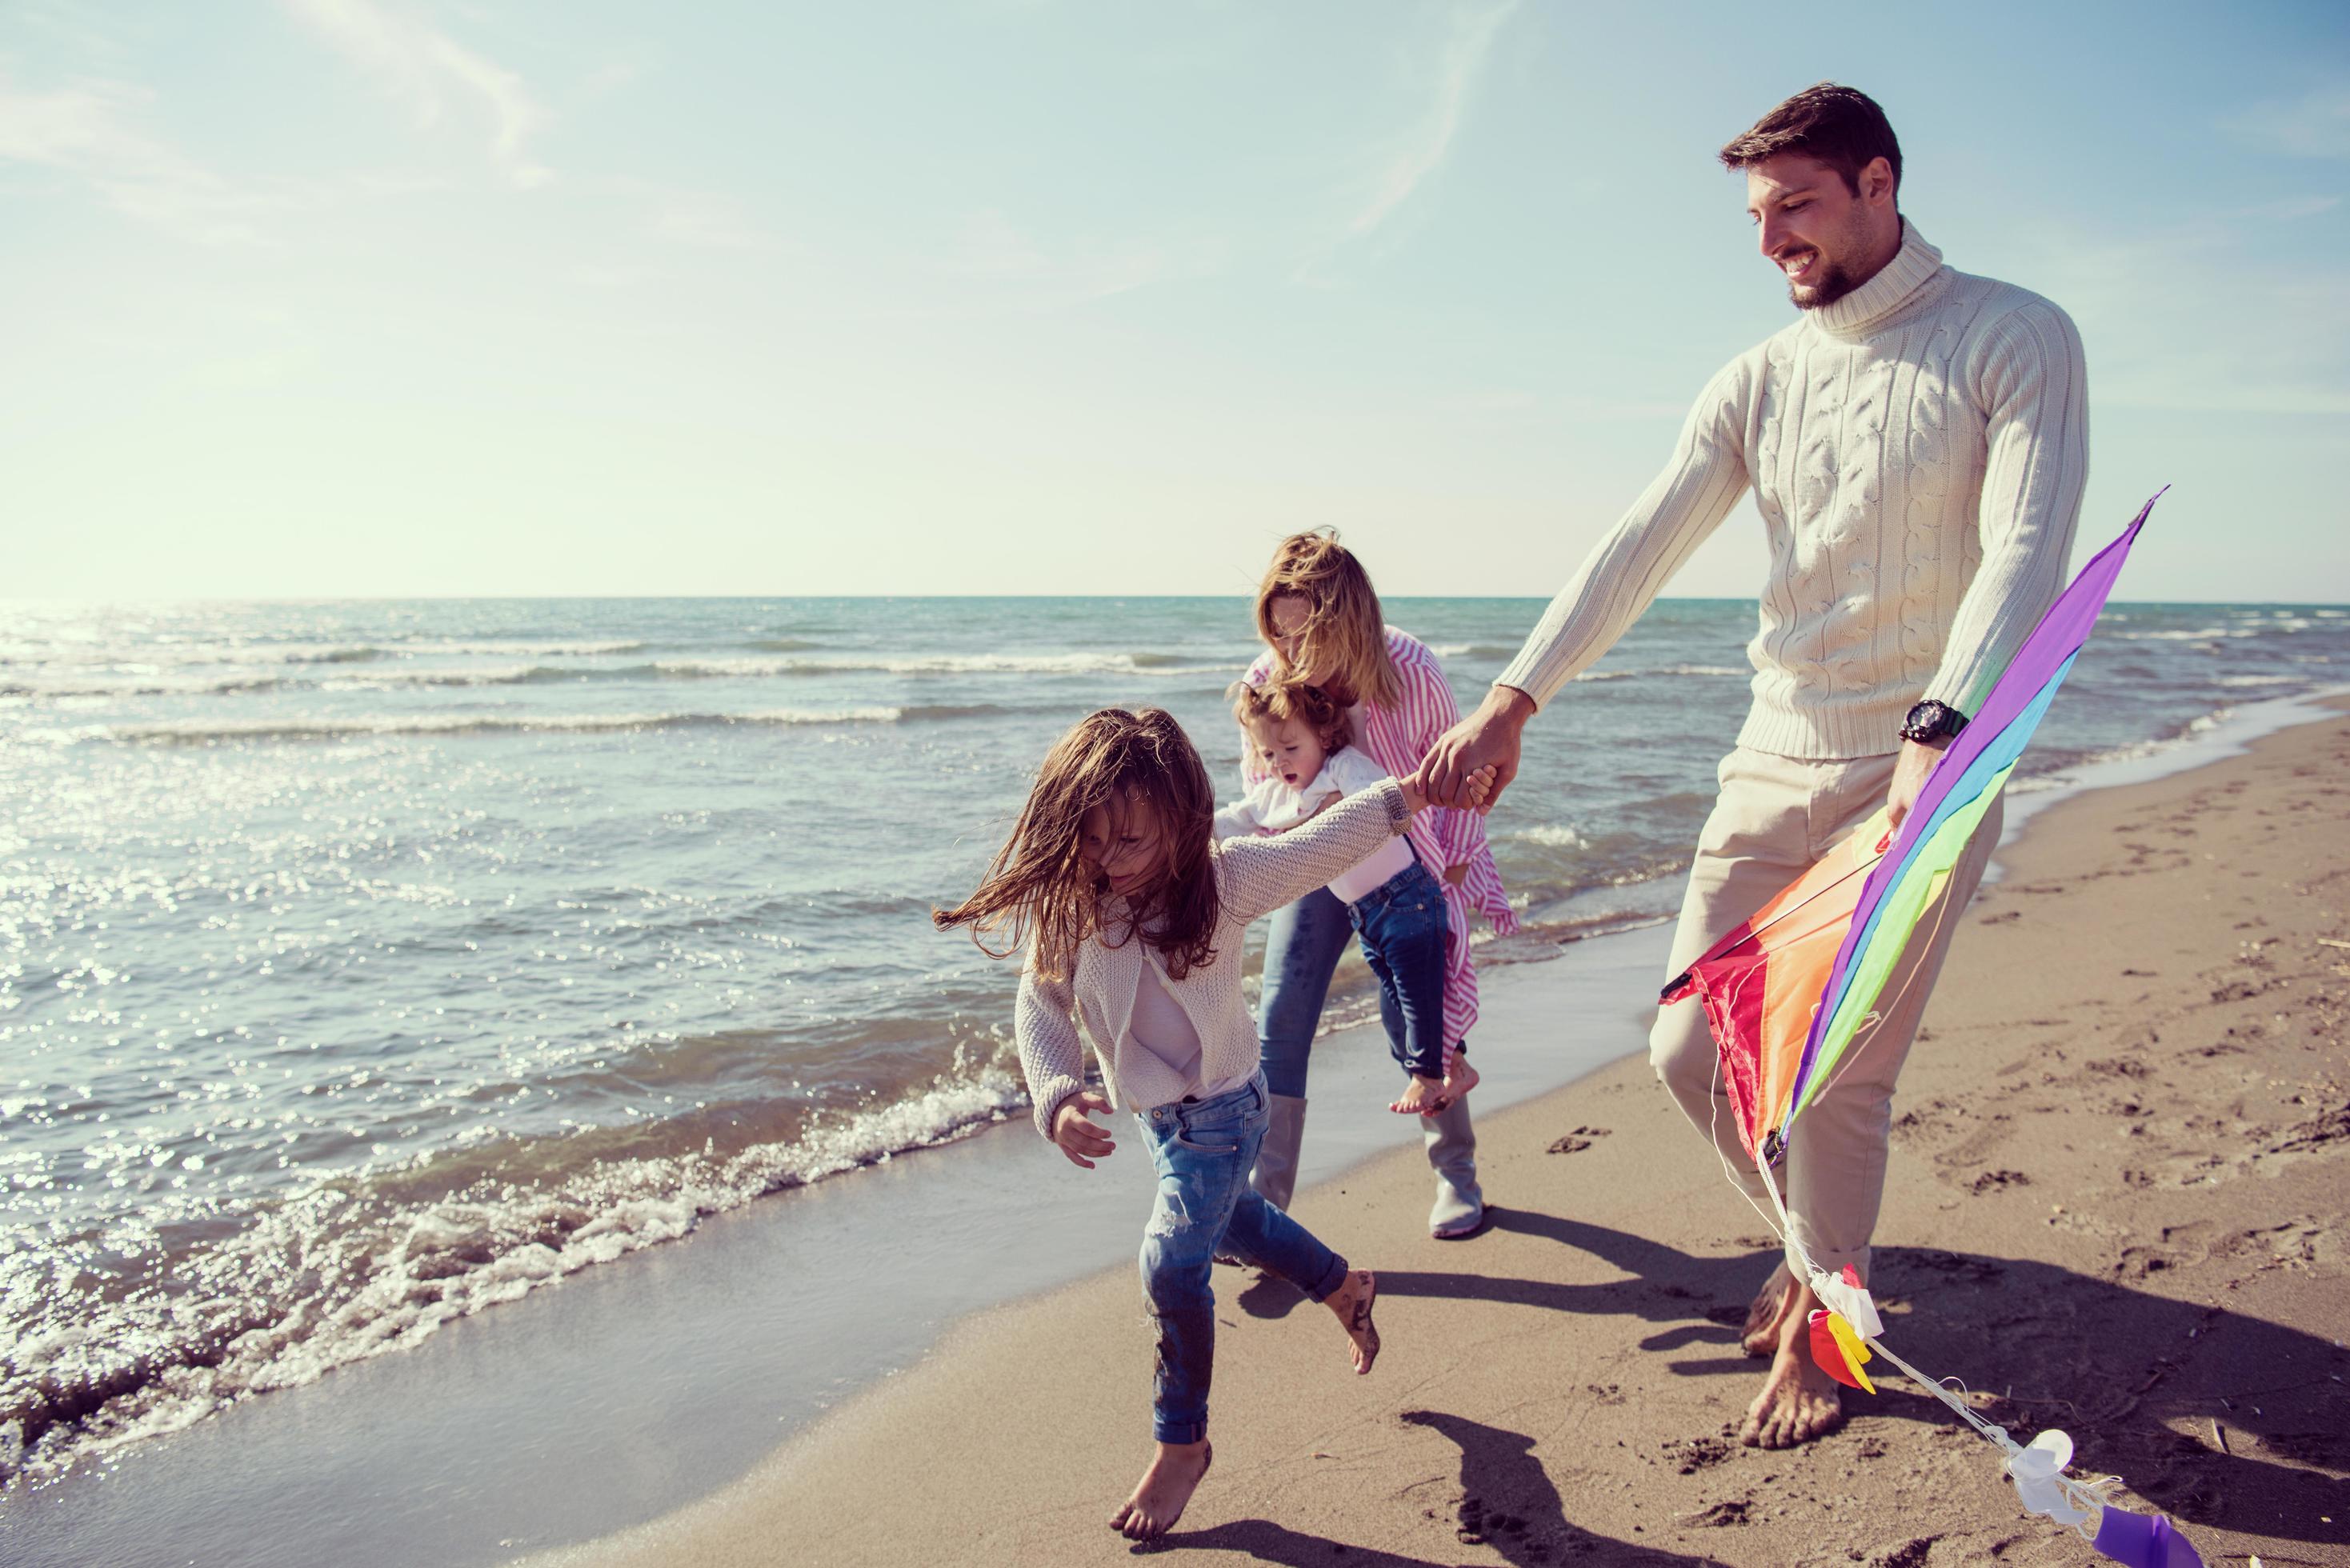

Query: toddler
[1217,681,1479,1115]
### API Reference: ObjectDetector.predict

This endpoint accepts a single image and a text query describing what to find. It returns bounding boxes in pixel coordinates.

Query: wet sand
[533,710,2350,1568]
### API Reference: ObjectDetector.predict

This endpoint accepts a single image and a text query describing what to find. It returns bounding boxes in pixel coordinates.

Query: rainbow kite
[1664,493,2204,1568]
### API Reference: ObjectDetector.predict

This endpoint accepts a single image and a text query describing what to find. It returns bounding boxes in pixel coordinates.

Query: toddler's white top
[1214,745,1415,905]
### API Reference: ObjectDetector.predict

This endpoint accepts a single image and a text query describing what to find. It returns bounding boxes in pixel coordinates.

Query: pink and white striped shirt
[1239,628,1518,1048]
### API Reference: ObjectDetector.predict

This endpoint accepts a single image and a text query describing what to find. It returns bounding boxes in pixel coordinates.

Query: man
[1418,83,2088,1447]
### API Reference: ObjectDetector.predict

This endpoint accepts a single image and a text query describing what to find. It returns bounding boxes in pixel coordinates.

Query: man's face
[1743,152,1895,311]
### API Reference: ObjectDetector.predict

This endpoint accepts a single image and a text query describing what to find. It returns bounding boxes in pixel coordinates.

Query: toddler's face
[1247,715,1329,790]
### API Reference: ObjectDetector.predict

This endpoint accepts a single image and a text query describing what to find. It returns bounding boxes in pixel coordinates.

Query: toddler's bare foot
[1323,1268,1380,1374]
[1388,1075,1448,1116]
[1109,1439,1211,1540]
[1441,1054,1480,1100]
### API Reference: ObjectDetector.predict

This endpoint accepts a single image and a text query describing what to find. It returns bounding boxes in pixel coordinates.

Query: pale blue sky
[4,2,2344,599]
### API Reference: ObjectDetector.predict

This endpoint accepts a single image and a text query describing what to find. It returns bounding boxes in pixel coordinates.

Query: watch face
[1904,701,1952,741]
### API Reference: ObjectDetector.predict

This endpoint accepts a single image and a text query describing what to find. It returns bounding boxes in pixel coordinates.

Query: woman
[1237,530,1517,1238]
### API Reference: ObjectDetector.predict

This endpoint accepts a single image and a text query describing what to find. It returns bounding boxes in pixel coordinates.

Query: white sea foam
[33,709,929,745]
[1513,824,1591,849]
[775,652,1241,678]
[0,1066,1028,1488]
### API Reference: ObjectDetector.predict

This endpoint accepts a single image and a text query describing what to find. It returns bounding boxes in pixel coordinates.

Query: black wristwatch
[1900,699,1968,745]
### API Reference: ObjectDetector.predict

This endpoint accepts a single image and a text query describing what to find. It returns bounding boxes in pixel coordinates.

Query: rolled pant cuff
[1304,1252,1349,1304]
[1795,1242,1871,1286]
[1152,1418,1208,1445]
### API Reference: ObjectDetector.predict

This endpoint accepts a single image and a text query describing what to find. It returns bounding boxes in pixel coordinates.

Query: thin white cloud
[0,74,263,243]
[1347,0,1518,240]
[278,0,550,186]
[2020,200,2350,415]
[2221,82,2350,159]
[943,206,1220,304]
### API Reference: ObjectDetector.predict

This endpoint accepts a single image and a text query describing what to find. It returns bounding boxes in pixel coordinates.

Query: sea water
[2,594,2343,1486]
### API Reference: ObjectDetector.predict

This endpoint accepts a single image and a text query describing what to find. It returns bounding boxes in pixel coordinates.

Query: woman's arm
[1392,654,1485,881]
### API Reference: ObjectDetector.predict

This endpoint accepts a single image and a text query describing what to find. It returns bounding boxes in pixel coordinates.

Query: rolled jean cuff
[1303,1251,1350,1305]
[1153,1415,1209,1446]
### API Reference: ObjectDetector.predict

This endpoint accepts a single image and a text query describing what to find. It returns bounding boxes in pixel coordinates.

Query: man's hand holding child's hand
[1052,1090,1117,1169]
[1399,765,1495,818]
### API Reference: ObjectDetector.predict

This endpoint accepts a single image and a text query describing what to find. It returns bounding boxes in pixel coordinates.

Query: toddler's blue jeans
[1135,1072,1348,1444]
[1346,860,1451,1081]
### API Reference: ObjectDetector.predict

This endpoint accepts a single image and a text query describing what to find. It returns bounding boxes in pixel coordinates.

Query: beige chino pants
[1649,745,2002,1283]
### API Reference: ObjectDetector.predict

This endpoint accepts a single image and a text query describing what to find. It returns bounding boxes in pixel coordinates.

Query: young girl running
[1215,680,1479,1117]
[935,706,1490,1541]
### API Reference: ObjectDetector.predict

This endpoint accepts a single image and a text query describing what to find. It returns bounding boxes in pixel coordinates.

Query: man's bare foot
[1389,1076,1448,1116]
[1739,1281,1845,1449]
[1109,1439,1211,1540]
[1323,1268,1380,1374]
[1741,1260,1796,1357]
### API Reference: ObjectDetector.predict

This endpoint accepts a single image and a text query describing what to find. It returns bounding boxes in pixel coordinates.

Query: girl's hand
[1052,1091,1117,1169]
[1400,766,1495,818]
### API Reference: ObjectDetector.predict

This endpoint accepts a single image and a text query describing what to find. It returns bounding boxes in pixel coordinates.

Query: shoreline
[526,696,2350,1568]
[6,691,2346,1566]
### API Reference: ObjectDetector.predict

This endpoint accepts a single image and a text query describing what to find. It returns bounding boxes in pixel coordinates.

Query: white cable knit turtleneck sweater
[1498,222,2089,759]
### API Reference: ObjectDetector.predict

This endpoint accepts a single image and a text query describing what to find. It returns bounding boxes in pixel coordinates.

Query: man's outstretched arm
[1420,356,1756,809]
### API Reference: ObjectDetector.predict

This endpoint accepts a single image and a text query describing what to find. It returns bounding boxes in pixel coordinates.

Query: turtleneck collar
[1809,220,1944,341]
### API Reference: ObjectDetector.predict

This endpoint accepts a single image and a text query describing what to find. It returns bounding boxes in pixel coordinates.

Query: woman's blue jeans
[1135,1073,1348,1444]
[1256,885,1354,1099]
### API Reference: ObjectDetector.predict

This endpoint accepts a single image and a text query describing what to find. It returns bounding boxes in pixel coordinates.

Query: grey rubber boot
[1423,1095,1485,1238]
[1250,1093,1309,1211]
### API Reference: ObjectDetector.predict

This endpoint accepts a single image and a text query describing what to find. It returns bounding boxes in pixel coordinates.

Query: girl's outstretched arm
[1219,769,1490,926]
[1015,958,1091,1142]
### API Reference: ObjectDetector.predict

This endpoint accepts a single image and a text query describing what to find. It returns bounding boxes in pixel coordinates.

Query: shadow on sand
[1347,1206,2350,1547]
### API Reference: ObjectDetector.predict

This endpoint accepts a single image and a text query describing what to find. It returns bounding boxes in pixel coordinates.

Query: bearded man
[1419,82,2088,1447]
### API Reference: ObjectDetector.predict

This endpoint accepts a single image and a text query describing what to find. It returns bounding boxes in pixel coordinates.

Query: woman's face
[1266,594,1313,671]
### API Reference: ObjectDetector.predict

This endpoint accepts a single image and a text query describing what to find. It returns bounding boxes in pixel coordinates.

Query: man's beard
[1788,258,1864,310]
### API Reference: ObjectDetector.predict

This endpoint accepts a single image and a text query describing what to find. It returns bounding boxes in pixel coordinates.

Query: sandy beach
[533,708,2350,1568]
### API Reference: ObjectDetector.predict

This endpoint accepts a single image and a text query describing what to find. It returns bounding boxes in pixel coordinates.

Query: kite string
[1796,866,1962,1125]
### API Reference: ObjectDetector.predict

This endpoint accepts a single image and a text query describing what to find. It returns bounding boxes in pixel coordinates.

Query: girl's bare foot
[1323,1268,1380,1374]
[1389,1076,1449,1116]
[1441,1054,1480,1100]
[1741,1260,1796,1357]
[1739,1280,1845,1448]
[1110,1439,1211,1540]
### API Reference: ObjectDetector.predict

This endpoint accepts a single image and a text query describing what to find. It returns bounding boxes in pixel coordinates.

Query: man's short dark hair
[1719,83,1902,199]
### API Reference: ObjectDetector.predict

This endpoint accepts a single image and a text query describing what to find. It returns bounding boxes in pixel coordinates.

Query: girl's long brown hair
[1254,529,1400,709]
[934,708,1220,982]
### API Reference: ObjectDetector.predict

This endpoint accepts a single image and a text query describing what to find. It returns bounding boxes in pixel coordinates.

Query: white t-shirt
[1212,744,1415,906]
[1131,962,1253,1102]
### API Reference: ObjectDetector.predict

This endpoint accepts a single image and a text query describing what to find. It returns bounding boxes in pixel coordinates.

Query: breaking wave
[39,706,1009,745]
[0,1066,1029,1488]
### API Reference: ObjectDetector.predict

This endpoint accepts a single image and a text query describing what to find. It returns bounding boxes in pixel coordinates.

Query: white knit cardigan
[1016,781,1411,1136]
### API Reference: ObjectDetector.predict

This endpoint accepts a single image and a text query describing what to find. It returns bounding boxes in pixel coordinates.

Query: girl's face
[1265,594,1314,671]
[1079,794,1166,899]
[1245,714,1328,790]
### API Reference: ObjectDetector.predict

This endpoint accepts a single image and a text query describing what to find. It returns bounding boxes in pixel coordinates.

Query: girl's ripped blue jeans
[1135,1073,1349,1444]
